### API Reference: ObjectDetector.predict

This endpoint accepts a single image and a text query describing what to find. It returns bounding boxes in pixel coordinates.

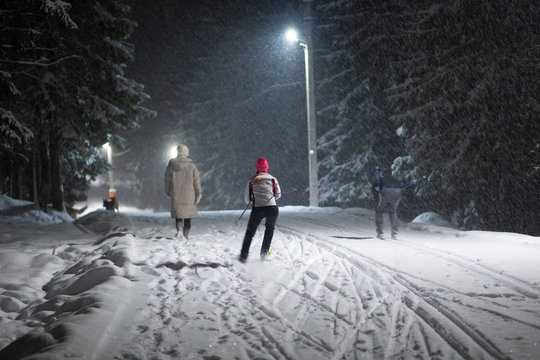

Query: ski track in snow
[277,214,539,360]
[281,226,500,360]
[100,212,536,360]
[1,209,539,360]
[390,239,540,299]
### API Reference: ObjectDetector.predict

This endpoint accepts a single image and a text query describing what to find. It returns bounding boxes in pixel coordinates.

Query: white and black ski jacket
[244,172,281,207]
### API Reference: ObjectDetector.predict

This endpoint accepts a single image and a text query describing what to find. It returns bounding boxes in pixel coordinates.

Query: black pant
[175,218,191,231]
[240,206,279,258]
[375,188,401,235]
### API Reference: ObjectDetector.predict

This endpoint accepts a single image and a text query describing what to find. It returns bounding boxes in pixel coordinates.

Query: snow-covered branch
[0,55,81,67]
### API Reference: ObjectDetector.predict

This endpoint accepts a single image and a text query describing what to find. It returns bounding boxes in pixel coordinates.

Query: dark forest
[1,0,538,235]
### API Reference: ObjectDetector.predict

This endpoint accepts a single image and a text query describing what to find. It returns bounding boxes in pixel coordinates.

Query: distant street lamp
[168,145,178,159]
[285,27,319,207]
[103,142,114,190]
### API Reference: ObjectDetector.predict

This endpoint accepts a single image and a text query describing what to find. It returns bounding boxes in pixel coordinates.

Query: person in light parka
[164,144,202,239]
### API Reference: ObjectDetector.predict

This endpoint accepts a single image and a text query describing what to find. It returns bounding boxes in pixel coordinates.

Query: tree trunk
[17,167,24,199]
[49,128,64,211]
[9,165,14,198]
[32,143,38,203]
[38,134,51,212]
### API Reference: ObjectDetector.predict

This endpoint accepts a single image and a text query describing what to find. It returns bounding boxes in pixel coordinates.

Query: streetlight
[103,142,114,191]
[285,27,319,207]
[101,142,119,210]
[168,145,178,159]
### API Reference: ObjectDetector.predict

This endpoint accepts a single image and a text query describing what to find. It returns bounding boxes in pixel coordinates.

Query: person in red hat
[238,157,281,263]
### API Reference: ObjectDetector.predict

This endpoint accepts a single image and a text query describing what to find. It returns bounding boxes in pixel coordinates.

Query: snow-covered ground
[1,194,539,359]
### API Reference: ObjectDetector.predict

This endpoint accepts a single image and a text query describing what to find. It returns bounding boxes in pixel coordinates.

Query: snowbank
[412,211,453,227]
[0,194,72,225]
[0,194,34,210]
[74,210,134,235]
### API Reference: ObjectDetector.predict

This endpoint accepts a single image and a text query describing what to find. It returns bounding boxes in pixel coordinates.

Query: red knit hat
[255,157,268,172]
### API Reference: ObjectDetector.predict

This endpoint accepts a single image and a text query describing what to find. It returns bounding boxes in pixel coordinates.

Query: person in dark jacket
[372,167,402,239]
[239,157,281,263]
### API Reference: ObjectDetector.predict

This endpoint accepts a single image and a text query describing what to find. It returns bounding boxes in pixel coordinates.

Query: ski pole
[269,187,298,201]
[237,187,298,225]
[236,200,252,224]
[401,176,426,190]
[278,187,299,197]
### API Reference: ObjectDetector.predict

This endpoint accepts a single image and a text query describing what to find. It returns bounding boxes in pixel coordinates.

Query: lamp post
[103,142,114,190]
[285,27,319,207]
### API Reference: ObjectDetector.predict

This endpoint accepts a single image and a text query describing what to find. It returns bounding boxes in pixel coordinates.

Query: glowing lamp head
[168,145,178,159]
[285,28,298,43]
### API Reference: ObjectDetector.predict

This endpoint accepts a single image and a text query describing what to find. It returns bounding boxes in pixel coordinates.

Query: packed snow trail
[85,209,539,359]
[1,207,539,359]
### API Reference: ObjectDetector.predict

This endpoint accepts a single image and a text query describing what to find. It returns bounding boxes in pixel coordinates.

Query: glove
[374,186,380,192]
[195,193,202,205]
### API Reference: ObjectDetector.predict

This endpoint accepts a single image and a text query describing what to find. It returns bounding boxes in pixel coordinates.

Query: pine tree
[388,1,540,234]
[0,1,151,210]
[314,0,407,208]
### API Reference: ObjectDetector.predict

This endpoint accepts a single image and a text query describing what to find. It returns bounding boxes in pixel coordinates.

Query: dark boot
[260,228,274,257]
[260,211,277,259]
[183,227,190,240]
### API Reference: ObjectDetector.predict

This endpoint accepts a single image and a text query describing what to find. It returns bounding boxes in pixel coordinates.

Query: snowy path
[1,207,539,359]
[99,209,539,359]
